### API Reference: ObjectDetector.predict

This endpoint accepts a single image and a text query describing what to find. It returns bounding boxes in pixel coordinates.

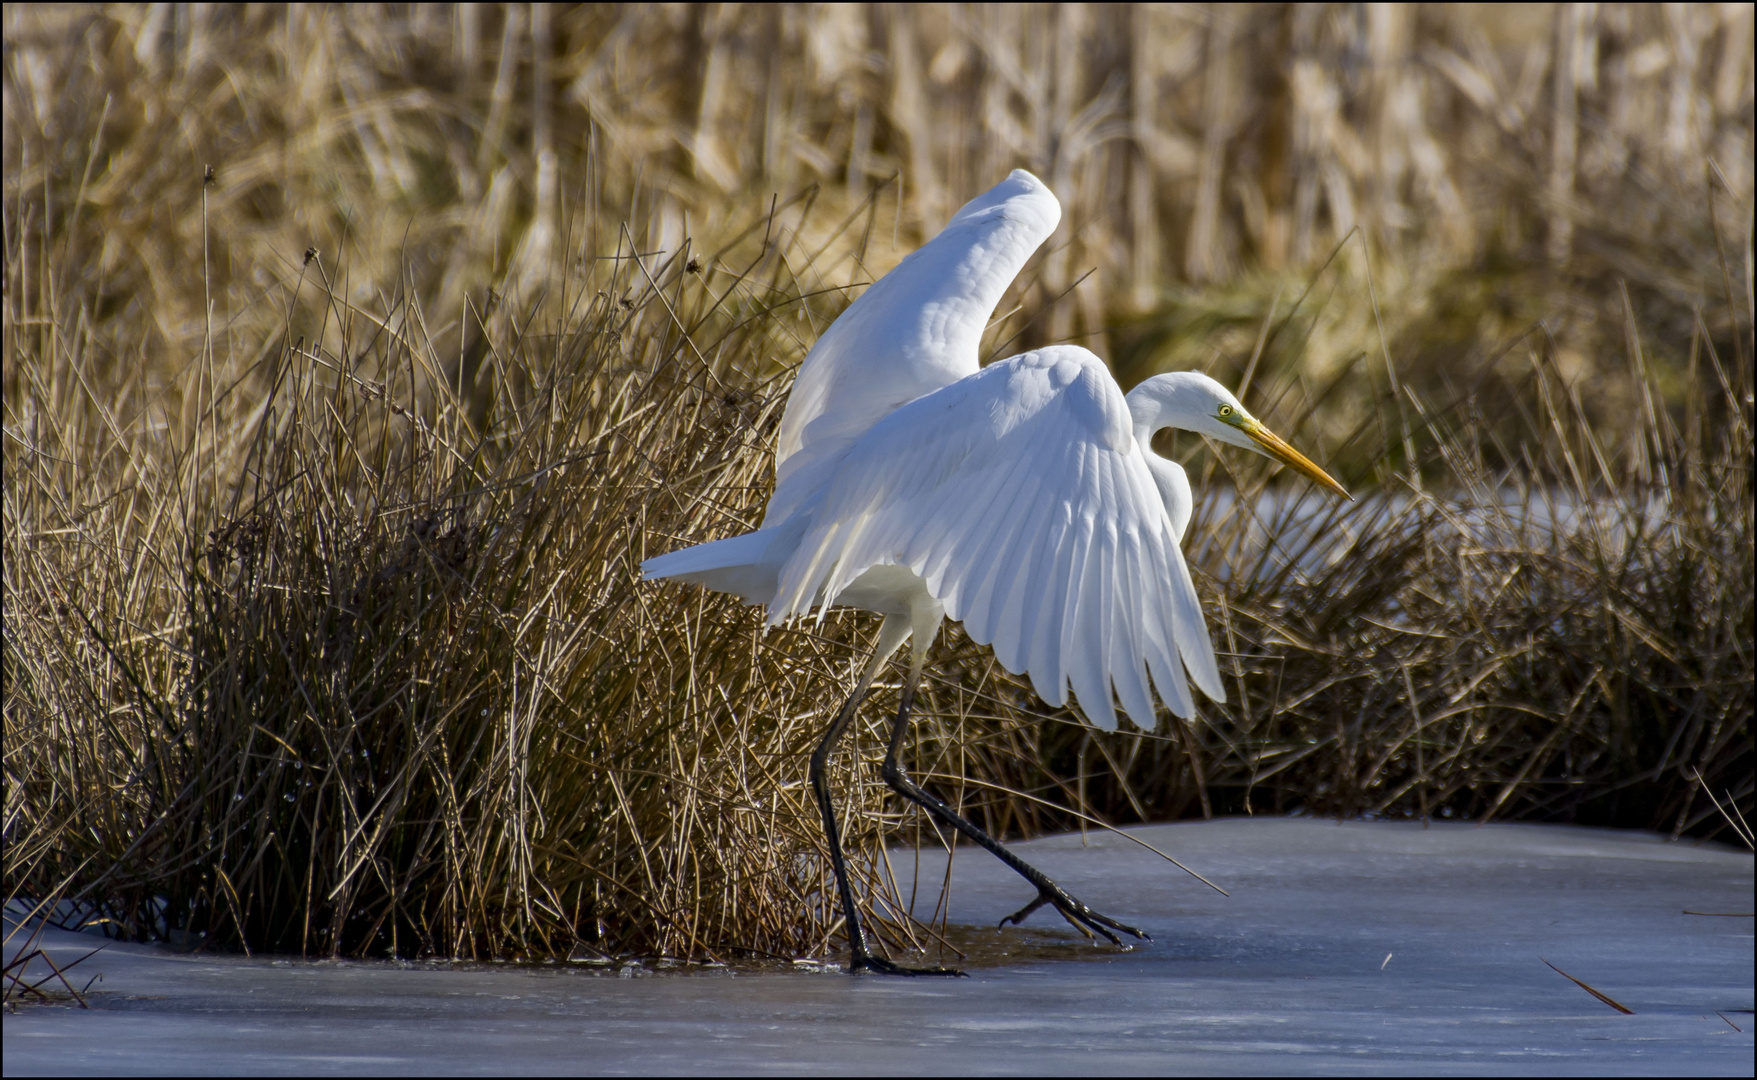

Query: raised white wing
[770,346,1225,730]
[765,170,1060,525]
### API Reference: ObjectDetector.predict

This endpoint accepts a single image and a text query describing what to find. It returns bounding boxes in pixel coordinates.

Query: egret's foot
[850,952,967,977]
[998,884,1151,946]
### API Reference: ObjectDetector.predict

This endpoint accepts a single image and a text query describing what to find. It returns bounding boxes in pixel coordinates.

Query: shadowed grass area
[4,192,964,961]
[4,4,1751,963]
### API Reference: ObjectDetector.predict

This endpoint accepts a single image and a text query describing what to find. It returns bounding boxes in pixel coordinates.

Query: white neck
[1126,372,1224,448]
[1126,374,1220,542]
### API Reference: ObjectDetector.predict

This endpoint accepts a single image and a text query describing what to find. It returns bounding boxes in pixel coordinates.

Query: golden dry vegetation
[4,4,1751,966]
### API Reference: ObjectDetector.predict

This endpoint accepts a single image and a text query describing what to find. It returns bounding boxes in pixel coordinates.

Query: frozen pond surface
[5,818,1751,1076]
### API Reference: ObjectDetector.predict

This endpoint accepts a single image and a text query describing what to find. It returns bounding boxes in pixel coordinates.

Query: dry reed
[5,186,967,960]
[4,5,1751,963]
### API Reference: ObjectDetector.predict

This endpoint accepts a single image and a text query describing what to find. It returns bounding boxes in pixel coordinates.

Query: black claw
[852,954,967,977]
[1068,908,1120,946]
[999,893,1051,929]
[1092,912,1152,944]
[998,885,1150,946]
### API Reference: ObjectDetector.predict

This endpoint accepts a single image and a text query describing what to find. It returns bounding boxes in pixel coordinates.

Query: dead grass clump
[4,186,966,961]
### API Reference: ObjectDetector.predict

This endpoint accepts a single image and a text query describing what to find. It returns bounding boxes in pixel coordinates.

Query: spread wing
[770,347,1225,729]
[765,170,1060,525]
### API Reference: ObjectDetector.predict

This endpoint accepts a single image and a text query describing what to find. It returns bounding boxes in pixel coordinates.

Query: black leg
[808,648,962,977]
[880,683,1151,946]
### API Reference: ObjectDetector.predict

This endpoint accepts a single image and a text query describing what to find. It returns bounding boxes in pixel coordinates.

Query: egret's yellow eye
[1218,404,1234,418]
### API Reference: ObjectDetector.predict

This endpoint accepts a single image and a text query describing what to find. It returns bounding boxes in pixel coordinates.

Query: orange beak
[1240,417,1352,500]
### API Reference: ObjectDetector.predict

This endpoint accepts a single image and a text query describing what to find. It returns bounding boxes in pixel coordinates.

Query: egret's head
[1127,372,1351,500]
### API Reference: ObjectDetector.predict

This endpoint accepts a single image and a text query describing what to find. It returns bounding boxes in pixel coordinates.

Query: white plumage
[645,170,1245,730]
[765,345,1220,730]
[641,170,1347,972]
[767,169,1062,526]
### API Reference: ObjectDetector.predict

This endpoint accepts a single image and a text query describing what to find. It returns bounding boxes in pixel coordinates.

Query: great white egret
[643,170,1348,975]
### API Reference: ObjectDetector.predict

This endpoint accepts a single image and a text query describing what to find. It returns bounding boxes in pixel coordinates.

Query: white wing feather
[770,346,1224,729]
[765,170,1060,526]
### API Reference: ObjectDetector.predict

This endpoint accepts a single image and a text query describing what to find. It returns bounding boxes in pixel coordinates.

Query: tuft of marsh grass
[4,185,968,960]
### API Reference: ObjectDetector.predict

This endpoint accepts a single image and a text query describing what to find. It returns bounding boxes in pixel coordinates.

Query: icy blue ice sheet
[4,818,1751,1075]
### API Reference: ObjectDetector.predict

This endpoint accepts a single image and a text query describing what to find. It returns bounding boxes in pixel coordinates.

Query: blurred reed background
[10,5,1753,412]
[4,4,1751,966]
